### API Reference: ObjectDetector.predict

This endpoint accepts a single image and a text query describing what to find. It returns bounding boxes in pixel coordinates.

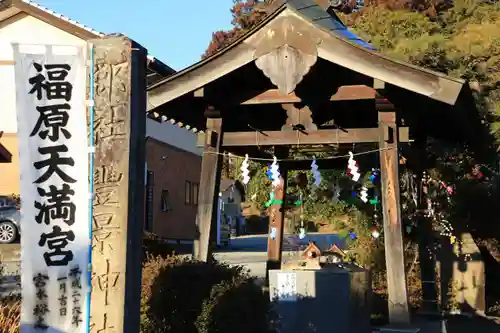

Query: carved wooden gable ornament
[253,16,321,95]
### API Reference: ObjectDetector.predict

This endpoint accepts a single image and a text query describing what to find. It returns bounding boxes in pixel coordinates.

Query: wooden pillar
[89,37,146,333]
[194,114,223,262]
[377,97,410,324]
[266,168,287,280]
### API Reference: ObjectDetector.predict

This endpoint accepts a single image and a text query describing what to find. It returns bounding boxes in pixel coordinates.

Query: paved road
[214,233,343,278]
[0,233,342,297]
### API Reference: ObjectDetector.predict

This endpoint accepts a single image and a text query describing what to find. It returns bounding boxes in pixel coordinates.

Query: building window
[185,181,191,205]
[145,171,154,231]
[185,181,199,205]
[161,189,171,212]
[193,183,199,205]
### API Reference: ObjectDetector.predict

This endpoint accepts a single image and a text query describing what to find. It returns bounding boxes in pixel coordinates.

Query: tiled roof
[2,1,175,84]
[287,0,375,50]
[19,1,176,84]
[21,0,104,37]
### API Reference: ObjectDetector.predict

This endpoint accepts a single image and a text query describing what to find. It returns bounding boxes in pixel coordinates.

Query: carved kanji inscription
[89,37,143,333]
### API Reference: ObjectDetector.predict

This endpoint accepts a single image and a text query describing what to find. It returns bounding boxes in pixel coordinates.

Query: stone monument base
[268,264,371,333]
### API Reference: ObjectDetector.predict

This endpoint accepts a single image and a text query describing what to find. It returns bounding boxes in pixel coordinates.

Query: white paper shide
[13,44,89,333]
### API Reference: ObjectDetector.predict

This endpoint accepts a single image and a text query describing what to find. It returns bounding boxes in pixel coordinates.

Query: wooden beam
[373,79,385,90]
[234,85,376,105]
[198,127,410,147]
[266,168,287,281]
[377,105,410,324]
[194,117,223,263]
[194,87,204,97]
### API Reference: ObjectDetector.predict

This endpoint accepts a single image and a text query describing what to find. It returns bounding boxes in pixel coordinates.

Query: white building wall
[0,15,199,154]
[0,15,87,133]
[146,118,202,156]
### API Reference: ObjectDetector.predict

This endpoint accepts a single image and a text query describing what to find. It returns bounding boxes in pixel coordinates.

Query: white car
[0,196,20,244]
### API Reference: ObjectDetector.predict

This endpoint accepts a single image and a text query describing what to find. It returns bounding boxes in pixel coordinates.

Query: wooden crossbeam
[197,127,410,147]
[193,85,376,104]
[239,85,376,104]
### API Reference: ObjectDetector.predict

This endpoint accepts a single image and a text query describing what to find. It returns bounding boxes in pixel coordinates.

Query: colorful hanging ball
[446,186,454,195]
[369,169,381,185]
[299,227,306,240]
[450,235,456,244]
[349,230,357,240]
[266,166,273,180]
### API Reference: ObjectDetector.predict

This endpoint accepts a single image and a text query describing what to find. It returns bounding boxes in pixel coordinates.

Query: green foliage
[350,0,500,141]
[245,161,272,209]
[343,209,384,267]
[141,254,275,333]
[195,278,278,333]
[303,199,347,225]
[0,263,21,332]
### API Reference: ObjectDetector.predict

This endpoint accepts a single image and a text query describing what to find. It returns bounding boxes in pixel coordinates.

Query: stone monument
[88,36,147,333]
[269,263,371,333]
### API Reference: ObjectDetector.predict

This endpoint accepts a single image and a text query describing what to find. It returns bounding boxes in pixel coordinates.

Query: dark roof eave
[148,56,176,77]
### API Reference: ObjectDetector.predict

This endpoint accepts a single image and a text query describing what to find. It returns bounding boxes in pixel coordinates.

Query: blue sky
[37,0,235,70]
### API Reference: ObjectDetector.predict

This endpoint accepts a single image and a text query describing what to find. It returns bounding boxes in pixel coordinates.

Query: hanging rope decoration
[347,152,361,182]
[299,228,306,239]
[369,170,381,205]
[348,229,357,240]
[311,157,321,187]
[298,191,306,239]
[264,192,283,207]
[270,226,277,240]
[267,156,281,240]
[203,146,394,162]
[369,191,380,205]
[422,171,460,246]
[360,186,368,203]
[372,208,381,239]
[240,154,250,185]
[440,218,456,244]
[270,156,281,187]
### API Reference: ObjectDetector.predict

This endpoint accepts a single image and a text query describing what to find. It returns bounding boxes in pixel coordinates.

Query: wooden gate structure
[146,0,480,324]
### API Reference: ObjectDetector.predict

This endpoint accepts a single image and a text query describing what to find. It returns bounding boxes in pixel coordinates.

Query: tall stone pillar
[88,37,147,333]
